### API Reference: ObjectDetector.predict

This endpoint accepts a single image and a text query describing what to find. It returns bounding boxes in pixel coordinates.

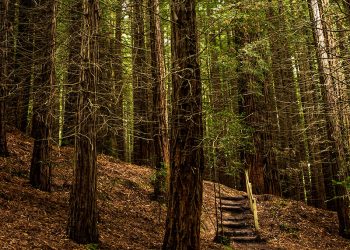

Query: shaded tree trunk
[113,0,126,161]
[132,0,149,165]
[67,0,100,243]
[0,0,9,157]
[29,0,57,191]
[15,0,34,133]
[63,2,82,146]
[149,0,169,199]
[162,0,204,248]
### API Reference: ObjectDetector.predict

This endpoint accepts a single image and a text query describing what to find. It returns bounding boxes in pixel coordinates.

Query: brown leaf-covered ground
[0,129,349,249]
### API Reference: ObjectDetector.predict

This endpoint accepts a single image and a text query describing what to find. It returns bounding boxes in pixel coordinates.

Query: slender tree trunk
[63,2,82,146]
[113,0,125,161]
[15,0,34,133]
[68,0,99,243]
[29,0,57,191]
[149,0,169,199]
[162,0,204,248]
[0,0,9,157]
[308,0,350,238]
[132,0,149,165]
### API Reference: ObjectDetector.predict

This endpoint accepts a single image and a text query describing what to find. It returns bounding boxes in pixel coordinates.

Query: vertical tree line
[1,0,350,245]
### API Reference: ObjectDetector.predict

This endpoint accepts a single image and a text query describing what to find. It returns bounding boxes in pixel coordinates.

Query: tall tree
[149,0,169,198]
[29,0,57,191]
[0,0,9,157]
[15,0,34,133]
[63,2,82,145]
[162,0,204,248]
[67,0,100,243]
[132,0,149,165]
[308,0,350,238]
[113,0,126,161]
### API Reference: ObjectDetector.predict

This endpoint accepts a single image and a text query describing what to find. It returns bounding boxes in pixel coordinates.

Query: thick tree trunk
[149,0,169,199]
[162,0,204,249]
[67,0,99,244]
[29,0,57,192]
[132,0,149,165]
[0,0,9,157]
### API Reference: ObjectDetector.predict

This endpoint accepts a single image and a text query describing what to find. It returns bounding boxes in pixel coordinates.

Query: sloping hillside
[0,129,349,249]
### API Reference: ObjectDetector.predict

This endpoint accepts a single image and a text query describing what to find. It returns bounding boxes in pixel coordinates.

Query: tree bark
[63,2,82,146]
[0,0,9,157]
[113,0,126,161]
[308,0,350,238]
[132,0,149,165]
[149,0,169,199]
[162,0,204,249]
[29,0,57,191]
[68,0,99,243]
[15,0,34,133]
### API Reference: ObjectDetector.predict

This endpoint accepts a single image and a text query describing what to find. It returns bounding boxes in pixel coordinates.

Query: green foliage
[332,176,350,190]
[150,162,167,193]
[86,243,99,250]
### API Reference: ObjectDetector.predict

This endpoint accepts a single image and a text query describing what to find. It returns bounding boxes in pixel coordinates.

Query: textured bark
[68,0,99,243]
[15,0,34,133]
[63,2,82,146]
[0,0,9,157]
[113,0,126,161]
[162,0,204,248]
[132,0,149,165]
[29,0,57,191]
[268,0,302,199]
[308,0,350,238]
[149,0,169,199]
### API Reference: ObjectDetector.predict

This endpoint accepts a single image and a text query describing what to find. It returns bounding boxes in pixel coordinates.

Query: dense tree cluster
[1,0,350,247]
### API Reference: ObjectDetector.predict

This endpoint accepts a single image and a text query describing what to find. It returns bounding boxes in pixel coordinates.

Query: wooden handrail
[245,169,260,231]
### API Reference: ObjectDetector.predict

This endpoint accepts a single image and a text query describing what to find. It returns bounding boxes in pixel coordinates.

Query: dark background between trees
[1,0,350,248]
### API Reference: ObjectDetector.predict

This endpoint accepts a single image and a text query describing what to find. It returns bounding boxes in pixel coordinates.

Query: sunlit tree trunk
[162,0,204,248]
[68,0,100,243]
[308,0,350,238]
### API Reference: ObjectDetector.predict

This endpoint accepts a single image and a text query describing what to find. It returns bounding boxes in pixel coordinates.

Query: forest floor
[0,128,349,250]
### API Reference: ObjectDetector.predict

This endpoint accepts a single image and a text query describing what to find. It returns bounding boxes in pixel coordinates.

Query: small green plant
[86,243,99,250]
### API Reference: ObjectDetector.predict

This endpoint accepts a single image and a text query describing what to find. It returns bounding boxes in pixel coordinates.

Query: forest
[1,0,350,249]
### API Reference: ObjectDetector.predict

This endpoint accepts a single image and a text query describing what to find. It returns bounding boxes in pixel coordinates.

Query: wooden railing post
[245,169,260,231]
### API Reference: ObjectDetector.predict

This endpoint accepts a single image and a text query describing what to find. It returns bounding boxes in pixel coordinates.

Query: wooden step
[217,195,247,201]
[219,205,248,213]
[231,235,262,243]
[221,229,256,237]
[221,221,250,229]
[225,214,253,222]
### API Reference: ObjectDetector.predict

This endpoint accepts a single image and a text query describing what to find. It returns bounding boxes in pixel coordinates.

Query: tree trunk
[132,0,149,165]
[29,0,57,191]
[0,0,9,157]
[15,0,34,133]
[308,0,350,238]
[63,2,82,146]
[162,0,204,248]
[113,0,126,161]
[67,0,99,243]
[149,0,169,199]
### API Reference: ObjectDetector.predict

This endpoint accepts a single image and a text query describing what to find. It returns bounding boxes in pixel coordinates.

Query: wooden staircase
[215,194,262,244]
